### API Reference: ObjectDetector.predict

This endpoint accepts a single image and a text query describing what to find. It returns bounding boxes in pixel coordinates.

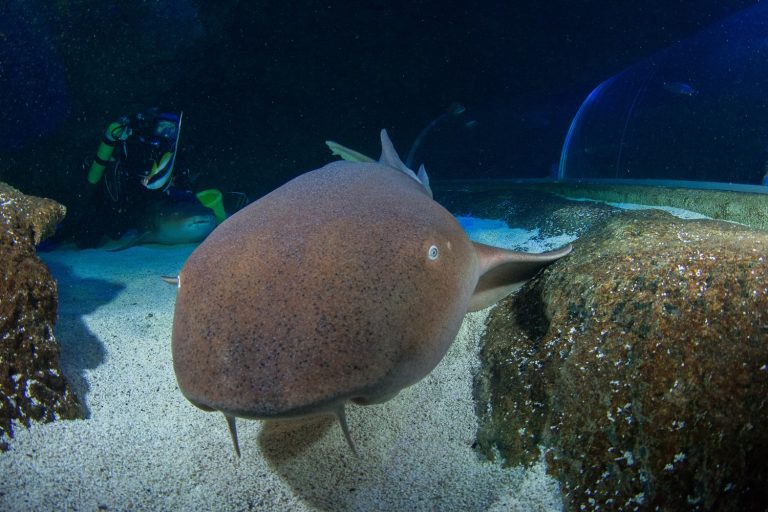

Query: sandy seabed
[0,222,565,511]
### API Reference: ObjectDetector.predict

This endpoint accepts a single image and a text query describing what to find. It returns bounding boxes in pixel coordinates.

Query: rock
[0,182,66,245]
[474,209,768,510]
[0,182,81,451]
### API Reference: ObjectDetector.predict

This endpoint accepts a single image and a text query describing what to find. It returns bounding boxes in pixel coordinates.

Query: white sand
[456,216,577,253]
[565,196,712,220]
[0,221,563,511]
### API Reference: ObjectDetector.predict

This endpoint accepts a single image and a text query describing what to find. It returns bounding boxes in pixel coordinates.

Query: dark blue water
[0,0,761,247]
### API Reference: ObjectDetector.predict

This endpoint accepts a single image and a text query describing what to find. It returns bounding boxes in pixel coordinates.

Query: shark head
[108,198,218,251]
[152,201,218,245]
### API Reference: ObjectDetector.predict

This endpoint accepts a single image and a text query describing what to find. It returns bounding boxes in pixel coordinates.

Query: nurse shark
[110,199,217,251]
[168,130,572,455]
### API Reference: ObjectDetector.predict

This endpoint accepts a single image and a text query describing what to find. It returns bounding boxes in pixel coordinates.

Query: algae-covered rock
[0,182,81,451]
[475,210,768,510]
[528,182,768,232]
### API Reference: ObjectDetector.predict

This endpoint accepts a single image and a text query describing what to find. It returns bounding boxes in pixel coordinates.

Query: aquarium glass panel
[560,2,768,186]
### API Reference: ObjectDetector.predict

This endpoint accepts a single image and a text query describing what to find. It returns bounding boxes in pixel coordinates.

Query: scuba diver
[88,108,184,193]
[68,108,233,248]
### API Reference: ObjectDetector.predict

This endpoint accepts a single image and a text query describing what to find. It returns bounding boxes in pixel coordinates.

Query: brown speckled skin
[171,161,479,419]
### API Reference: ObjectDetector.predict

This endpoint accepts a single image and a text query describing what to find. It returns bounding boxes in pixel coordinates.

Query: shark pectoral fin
[351,388,400,406]
[107,231,153,252]
[335,405,358,456]
[468,242,572,312]
[225,414,241,458]
[160,275,179,286]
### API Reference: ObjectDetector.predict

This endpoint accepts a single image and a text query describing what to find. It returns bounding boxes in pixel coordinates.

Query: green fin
[148,160,159,177]
[156,151,172,171]
[325,140,375,163]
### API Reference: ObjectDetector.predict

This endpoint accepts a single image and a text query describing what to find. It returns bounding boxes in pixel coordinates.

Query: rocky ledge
[0,182,81,451]
[475,209,768,510]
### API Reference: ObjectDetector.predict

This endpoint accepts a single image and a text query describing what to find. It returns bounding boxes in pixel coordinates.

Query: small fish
[663,81,698,96]
[142,152,174,190]
[142,111,183,191]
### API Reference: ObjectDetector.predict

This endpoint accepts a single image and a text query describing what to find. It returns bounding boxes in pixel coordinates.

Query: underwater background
[2,1,768,511]
[0,0,759,208]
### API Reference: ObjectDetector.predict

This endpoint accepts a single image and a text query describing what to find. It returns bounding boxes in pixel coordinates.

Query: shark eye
[427,245,439,260]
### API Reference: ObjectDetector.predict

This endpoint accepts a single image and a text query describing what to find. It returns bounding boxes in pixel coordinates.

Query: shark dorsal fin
[325,130,433,197]
[417,164,430,192]
[378,129,433,197]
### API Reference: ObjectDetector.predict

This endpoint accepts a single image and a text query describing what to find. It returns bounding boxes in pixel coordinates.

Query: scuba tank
[88,120,131,184]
